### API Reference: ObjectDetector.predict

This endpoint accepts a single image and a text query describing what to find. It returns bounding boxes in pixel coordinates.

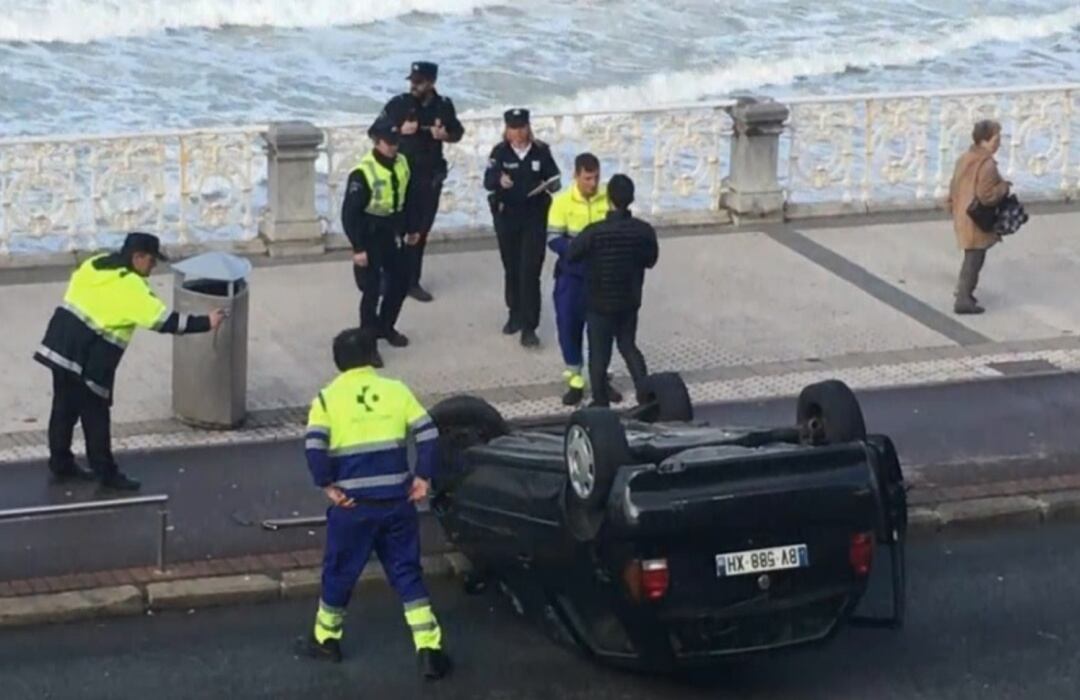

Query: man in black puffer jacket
[567,174,658,407]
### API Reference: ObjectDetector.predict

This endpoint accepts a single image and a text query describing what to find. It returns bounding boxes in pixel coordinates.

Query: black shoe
[295,634,342,664]
[502,318,521,335]
[608,384,624,405]
[383,329,410,348]
[562,387,584,406]
[408,285,434,303]
[48,464,97,484]
[99,472,141,492]
[520,329,540,348]
[418,648,452,681]
[954,300,985,315]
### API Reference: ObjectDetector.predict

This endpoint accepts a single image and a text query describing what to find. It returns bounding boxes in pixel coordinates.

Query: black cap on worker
[608,174,635,210]
[333,327,380,371]
[367,120,401,145]
[407,61,438,81]
[121,232,169,262]
[504,108,530,128]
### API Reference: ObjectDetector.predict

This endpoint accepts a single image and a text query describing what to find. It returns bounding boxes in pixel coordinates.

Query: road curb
[4,489,1080,629]
[0,553,459,629]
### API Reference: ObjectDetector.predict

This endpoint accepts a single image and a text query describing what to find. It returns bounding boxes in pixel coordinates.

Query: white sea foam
[541,5,1080,113]
[0,0,506,44]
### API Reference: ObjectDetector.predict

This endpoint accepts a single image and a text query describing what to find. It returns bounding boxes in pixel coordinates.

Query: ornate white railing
[320,103,734,235]
[0,127,266,255]
[782,84,1080,205]
[1,84,1077,256]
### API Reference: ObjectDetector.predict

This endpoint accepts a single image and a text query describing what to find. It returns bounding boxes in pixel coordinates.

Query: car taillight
[849,532,874,577]
[624,558,670,602]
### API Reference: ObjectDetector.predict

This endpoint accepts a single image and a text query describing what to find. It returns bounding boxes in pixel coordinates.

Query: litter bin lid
[171,252,252,282]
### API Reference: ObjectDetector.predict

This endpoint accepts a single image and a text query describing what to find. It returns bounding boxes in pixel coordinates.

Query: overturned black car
[428,373,907,671]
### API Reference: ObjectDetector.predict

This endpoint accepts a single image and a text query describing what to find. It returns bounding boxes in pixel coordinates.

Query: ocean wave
[0,0,506,44]
[542,5,1080,113]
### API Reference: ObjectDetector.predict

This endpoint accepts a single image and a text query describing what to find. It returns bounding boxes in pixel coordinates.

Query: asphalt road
[2,520,1078,699]
[2,372,1079,580]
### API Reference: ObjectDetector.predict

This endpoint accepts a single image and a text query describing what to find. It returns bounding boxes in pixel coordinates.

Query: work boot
[99,471,141,492]
[383,329,410,348]
[417,648,452,681]
[520,329,540,348]
[408,285,434,303]
[502,317,521,335]
[295,634,342,664]
[48,462,97,484]
[562,387,584,406]
[953,298,985,315]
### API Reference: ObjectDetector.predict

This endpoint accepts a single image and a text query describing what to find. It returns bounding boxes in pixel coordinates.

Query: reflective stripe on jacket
[304,367,439,500]
[356,152,411,218]
[34,254,172,401]
[547,183,610,278]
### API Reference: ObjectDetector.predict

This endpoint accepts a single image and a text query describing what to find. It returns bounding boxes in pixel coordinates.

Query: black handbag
[966,196,998,232]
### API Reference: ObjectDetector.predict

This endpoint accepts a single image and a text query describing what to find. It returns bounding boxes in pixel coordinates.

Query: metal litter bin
[170,252,252,429]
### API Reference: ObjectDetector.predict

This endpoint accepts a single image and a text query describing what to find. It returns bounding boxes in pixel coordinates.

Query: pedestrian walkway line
[766,226,992,346]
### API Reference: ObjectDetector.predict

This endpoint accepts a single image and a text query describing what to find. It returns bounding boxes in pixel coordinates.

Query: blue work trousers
[553,274,587,369]
[320,499,428,609]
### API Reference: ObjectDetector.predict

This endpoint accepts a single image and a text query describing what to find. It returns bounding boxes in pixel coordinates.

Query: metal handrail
[0,495,171,572]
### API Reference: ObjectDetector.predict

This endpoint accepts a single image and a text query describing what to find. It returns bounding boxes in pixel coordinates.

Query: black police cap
[121,232,169,261]
[407,61,438,81]
[504,108,530,128]
[367,120,401,145]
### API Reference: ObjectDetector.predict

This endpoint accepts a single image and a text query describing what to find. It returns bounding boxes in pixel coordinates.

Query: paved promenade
[1,204,1078,461]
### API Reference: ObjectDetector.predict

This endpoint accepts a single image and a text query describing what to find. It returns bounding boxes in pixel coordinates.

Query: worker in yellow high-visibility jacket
[295,327,451,681]
[547,152,621,406]
[33,232,225,491]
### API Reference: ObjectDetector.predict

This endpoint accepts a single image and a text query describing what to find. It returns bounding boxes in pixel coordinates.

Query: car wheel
[636,372,693,423]
[564,408,630,512]
[796,379,867,445]
[429,396,509,492]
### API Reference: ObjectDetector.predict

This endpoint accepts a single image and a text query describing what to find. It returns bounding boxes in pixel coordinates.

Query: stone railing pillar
[721,97,790,218]
[261,121,325,256]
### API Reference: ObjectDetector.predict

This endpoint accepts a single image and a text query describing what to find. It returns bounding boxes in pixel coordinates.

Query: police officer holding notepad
[483,108,561,347]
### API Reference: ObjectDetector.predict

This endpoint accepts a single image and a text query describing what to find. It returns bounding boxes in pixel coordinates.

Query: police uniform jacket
[483,140,561,213]
[34,254,211,403]
[377,91,465,176]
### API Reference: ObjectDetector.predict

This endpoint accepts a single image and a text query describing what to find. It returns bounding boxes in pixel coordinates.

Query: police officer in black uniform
[377,61,465,303]
[484,109,561,348]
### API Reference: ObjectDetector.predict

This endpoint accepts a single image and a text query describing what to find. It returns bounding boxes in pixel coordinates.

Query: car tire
[564,408,630,512]
[429,396,509,492]
[430,395,509,446]
[796,379,867,445]
[636,372,693,423]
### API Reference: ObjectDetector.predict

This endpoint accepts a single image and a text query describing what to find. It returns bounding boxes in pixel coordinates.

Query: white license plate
[715,544,809,577]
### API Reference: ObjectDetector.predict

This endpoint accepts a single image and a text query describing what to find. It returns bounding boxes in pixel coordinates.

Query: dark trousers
[321,500,427,609]
[405,171,444,288]
[586,309,649,406]
[956,249,988,302]
[495,208,547,331]
[354,232,408,333]
[48,369,117,476]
